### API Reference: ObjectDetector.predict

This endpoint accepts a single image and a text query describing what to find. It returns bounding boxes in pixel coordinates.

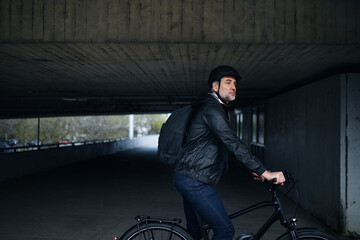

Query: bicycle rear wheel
[277,230,336,240]
[120,222,193,240]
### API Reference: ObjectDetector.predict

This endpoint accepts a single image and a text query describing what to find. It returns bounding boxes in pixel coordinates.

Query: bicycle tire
[277,230,336,240]
[119,222,193,240]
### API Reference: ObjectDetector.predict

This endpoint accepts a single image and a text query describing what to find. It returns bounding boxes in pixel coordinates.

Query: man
[173,65,285,240]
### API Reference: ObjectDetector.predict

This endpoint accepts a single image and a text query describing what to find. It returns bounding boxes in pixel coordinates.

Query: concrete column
[340,73,360,235]
[129,114,134,139]
[37,117,40,146]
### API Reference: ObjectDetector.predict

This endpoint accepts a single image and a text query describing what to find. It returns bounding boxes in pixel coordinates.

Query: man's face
[212,76,237,103]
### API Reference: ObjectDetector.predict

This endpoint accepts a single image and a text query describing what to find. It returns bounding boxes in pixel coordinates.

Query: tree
[0,114,167,146]
[133,114,168,136]
[0,118,37,145]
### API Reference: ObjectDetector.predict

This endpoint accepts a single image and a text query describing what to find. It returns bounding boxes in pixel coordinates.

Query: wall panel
[265,75,342,231]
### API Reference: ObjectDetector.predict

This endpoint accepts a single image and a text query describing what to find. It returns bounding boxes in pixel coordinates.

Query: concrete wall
[0,135,157,182]
[265,73,360,235]
[265,75,341,230]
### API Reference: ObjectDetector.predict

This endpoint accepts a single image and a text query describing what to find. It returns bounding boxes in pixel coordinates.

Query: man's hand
[253,171,286,185]
[251,172,266,182]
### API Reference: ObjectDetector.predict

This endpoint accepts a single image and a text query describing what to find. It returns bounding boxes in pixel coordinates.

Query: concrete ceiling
[0,0,359,118]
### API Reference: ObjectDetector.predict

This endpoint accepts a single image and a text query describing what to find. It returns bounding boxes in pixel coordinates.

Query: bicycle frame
[201,184,297,240]
[229,201,292,239]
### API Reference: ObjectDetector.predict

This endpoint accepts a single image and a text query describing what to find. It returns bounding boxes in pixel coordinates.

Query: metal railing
[0,137,129,154]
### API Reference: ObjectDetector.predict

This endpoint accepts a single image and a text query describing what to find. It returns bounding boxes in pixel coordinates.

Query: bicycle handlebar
[268,170,294,186]
[283,170,294,183]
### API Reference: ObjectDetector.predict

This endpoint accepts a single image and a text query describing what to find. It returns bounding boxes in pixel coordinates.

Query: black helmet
[208,65,241,88]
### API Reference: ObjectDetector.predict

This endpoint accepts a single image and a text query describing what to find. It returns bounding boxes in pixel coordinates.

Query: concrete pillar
[340,73,360,235]
[129,114,134,139]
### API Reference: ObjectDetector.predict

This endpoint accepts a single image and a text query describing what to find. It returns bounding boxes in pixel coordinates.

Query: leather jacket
[174,93,266,186]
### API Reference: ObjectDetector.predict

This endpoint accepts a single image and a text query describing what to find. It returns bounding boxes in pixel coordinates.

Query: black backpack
[157,105,193,166]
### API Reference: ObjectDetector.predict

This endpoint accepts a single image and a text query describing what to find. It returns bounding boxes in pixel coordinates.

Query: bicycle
[116,172,336,240]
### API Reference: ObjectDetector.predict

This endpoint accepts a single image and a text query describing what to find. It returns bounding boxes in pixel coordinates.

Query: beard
[219,92,236,102]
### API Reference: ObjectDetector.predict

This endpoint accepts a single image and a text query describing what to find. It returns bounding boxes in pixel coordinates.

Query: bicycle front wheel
[120,222,193,240]
[277,230,336,240]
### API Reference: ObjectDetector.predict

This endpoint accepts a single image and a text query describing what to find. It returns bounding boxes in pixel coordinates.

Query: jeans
[173,173,235,240]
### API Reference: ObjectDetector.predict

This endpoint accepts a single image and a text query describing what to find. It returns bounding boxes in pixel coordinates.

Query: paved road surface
[0,145,352,239]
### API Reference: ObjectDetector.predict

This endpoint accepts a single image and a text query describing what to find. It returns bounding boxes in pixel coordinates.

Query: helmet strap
[212,81,228,104]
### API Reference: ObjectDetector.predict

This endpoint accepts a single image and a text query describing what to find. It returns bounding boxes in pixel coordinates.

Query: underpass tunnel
[1,74,359,240]
[1,0,360,238]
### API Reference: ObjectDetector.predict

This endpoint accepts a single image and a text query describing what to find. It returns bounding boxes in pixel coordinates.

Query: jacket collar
[209,92,225,105]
